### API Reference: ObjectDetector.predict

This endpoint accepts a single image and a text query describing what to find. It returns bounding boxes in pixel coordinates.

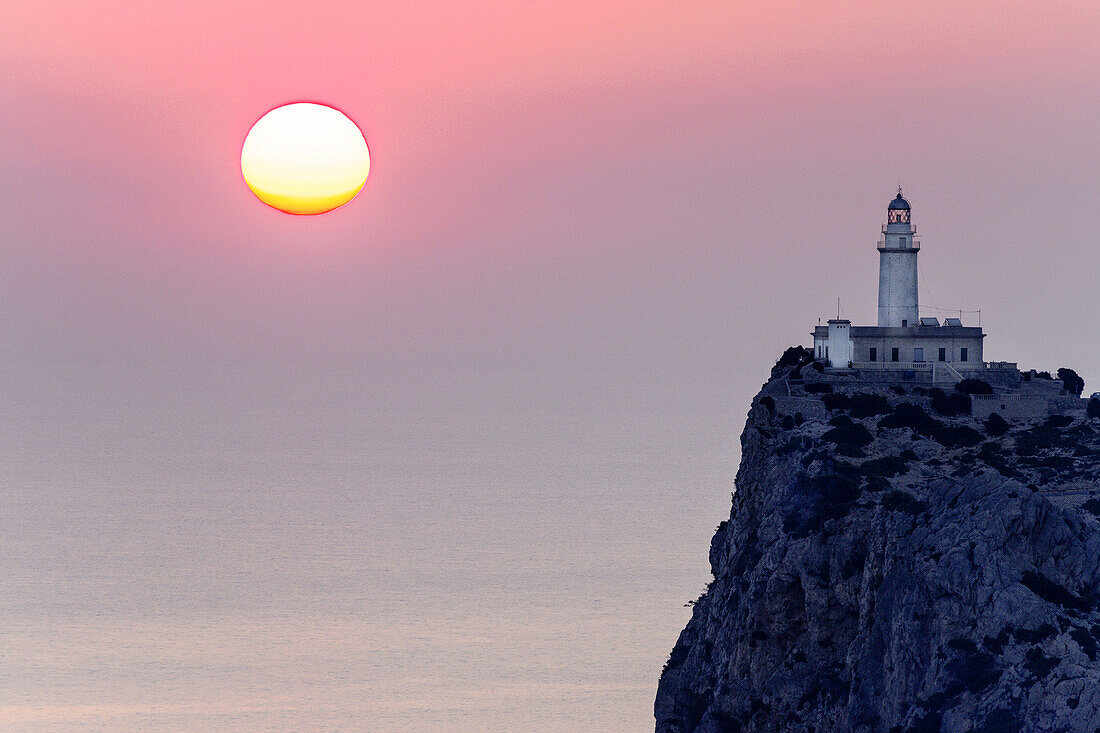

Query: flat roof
[813,325,985,338]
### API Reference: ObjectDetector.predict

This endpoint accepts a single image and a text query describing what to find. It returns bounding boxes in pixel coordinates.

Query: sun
[241,103,370,216]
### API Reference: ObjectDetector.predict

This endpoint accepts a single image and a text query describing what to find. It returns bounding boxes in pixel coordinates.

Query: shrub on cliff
[848,392,892,419]
[813,473,862,507]
[879,403,938,433]
[879,403,982,448]
[985,413,1010,437]
[943,639,1000,696]
[1058,368,1085,396]
[978,441,1019,478]
[957,379,994,395]
[1088,398,1100,420]
[860,455,910,478]
[778,412,807,430]
[936,424,985,449]
[1020,571,1093,612]
[782,471,862,537]
[776,346,811,368]
[772,346,814,378]
[822,422,873,448]
[818,391,891,418]
[1015,420,1065,456]
[931,388,972,417]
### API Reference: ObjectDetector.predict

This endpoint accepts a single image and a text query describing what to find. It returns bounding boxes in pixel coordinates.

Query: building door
[938,348,947,362]
[961,348,968,362]
[891,347,899,362]
[914,347,924,362]
[869,347,877,362]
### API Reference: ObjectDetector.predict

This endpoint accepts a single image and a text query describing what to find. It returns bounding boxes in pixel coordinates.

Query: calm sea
[0,383,735,731]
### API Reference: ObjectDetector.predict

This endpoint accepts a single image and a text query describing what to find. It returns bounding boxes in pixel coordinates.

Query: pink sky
[1,0,1097,411]
[3,3,1100,730]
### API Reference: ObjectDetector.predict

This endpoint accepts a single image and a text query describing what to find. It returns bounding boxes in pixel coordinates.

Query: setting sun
[241,103,370,215]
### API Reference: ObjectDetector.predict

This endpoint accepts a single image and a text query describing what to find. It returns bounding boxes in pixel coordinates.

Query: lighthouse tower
[812,191,987,370]
[877,189,919,327]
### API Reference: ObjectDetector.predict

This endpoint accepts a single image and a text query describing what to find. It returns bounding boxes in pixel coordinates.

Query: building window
[891,347,899,362]
[961,348,968,362]
[825,346,829,360]
[914,347,924,362]
[938,348,947,362]
[899,236,907,247]
[902,319,908,327]
[869,347,877,362]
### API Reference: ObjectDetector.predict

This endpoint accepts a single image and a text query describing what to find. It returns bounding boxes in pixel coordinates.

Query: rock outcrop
[656,351,1100,732]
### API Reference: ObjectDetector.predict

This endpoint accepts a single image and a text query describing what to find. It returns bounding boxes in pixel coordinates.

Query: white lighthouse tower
[877,189,919,327]
[814,190,988,371]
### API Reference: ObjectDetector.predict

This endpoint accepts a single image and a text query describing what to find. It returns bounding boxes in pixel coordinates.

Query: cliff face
[656,356,1100,732]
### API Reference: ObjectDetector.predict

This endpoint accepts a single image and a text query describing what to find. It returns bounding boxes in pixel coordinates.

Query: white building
[812,191,992,378]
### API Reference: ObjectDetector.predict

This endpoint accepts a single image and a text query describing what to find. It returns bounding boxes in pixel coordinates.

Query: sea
[1,381,737,731]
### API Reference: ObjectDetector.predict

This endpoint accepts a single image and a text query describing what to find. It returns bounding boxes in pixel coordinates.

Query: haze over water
[2,1,1099,730]
[2,379,734,730]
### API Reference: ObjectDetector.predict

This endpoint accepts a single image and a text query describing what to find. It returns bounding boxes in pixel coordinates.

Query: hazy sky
[3,2,1100,730]
[3,1,1099,409]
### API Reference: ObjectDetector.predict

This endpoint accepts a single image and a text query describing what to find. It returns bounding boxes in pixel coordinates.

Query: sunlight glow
[241,103,370,216]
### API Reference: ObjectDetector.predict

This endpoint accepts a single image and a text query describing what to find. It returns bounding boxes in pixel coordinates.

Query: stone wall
[971,394,1051,420]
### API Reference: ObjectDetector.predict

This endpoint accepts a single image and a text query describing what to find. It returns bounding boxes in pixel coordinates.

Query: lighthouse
[812,191,987,372]
[877,189,919,328]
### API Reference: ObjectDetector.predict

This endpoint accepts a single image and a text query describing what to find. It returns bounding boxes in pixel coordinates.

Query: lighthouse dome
[888,191,911,210]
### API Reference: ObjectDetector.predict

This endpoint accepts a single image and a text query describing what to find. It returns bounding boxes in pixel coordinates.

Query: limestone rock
[655,361,1100,732]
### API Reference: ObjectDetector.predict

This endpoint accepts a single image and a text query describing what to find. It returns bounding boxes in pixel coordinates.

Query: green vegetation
[1020,571,1093,612]
[859,455,910,478]
[1088,397,1100,420]
[930,388,971,417]
[1058,368,1085,396]
[985,413,1010,437]
[782,470,863,538]
[878,403,982,448]
[847,393,892,419]
[822,418,873,448]
[772,346,816,379]
[1070,628,1098,661]
[956,378,994,395]
[977,709,1023,733]
[1024,647,1060,678]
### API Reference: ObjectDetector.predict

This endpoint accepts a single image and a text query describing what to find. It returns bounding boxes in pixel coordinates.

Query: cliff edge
[656,350,1100,732]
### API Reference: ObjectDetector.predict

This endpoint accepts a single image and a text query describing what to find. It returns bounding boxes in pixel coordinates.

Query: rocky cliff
[655,350,1100,732]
